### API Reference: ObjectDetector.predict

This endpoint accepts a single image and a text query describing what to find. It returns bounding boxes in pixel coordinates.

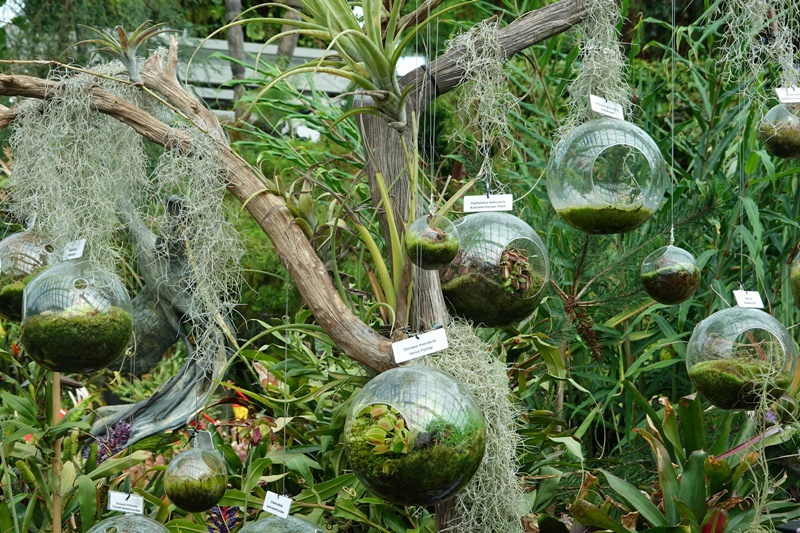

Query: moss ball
[556,205,655,234]
[641,263,700,305]
[757,104,800,159]
[688,359,792,411]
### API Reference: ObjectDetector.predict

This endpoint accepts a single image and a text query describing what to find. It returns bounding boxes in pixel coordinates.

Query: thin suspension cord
[282,271,289,494]
[669,0,676,246]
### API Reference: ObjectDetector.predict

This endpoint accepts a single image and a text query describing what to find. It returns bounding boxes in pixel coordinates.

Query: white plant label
[775,87,800,104]
[62,238,86,261]
[263,491,292,518]
[392,329,448,364]
[107,491,144,514]
[733,290,764,309]
[590,94,625,120]
[463,194,514,212]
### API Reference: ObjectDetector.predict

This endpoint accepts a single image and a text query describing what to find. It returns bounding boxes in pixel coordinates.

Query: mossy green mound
[757,118,800,159]
[21,306,133,373]
[688,359,792,410]
[641,263,701,305]
[0,272,36,322]
[557,205,654,234]
[441,271,545,327]
[164,452,227,513]
[405,231,459,270]
[348,414,486,506]
[791,265,800,308]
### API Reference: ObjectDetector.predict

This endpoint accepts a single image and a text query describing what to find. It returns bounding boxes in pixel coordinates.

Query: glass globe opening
[757,103,800,159]
[686,308,797,410]
[438,212,549,327]
[238,515,325,533]
[546,118,667,234]
[21,260,133,373]
[640,245,700,305]
[344,366,486,506]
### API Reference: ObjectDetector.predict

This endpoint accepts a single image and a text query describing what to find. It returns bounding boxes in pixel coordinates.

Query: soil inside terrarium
[440,267,545,327]
[688,359,792,410]
[757,111,800,159]
[791,265,800,308]
[557,205,654,234]
[405,230,459,270]
[348,409,486,506]
[641,263,701,305]
[21,305,133,373]
[164,452,227,513]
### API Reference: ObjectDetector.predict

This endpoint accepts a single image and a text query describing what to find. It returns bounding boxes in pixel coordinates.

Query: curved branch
[0,72,396,372]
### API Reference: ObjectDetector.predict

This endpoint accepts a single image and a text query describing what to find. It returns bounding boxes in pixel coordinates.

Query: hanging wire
[669,0,676,246]
[282,271,289,495]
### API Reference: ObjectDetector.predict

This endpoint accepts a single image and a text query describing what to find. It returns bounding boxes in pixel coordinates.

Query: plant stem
[51,372,62,533]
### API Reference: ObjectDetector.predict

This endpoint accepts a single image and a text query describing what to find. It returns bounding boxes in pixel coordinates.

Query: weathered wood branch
[0,70,396,372]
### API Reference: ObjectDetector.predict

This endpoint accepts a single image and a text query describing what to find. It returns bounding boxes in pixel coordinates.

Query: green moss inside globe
[757,114,800,159]
[21,305,133,373]
[0,271,37,322]
[164,450,227,513]
[688,359,792,410]
[347,407,486,506]
[641,263,700,305]
[404,231,459,270]
[791,265,800,308]
[557,205,654,234]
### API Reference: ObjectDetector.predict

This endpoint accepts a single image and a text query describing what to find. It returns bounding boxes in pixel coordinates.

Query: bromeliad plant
[200,0,467,130]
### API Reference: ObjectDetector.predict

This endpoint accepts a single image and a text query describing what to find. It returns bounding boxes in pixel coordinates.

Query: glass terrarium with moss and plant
[757,103,800,159]
[546,118,667,235]
[640,244,701,305]
[0,231,56,321]
[438,212,548,327]
[686,307,797,411]
[344,366,486,507]
[404,214,460,271]
[21,260,133,373]
[163,432,228,513]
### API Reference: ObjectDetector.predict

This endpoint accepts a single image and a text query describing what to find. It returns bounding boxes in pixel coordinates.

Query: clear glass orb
[546,118,667,234]
[238,515,324,533]
[164,447,227,513]
[640,245,700,305]
[344,366,486,506]
[686,308,797,410]
[438,212,549,327]
[757,104,800,159]
[405,214,460,270]
[87,514,169,533]
[0,231,55,321]
[21,261,133,373]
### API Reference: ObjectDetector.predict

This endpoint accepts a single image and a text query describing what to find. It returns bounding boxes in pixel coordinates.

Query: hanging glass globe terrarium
[405,214,460,270]
[87,514,169,533]
[238,515,324,533]
[164,432,228,513]
[21,260,133,373]
[686,307,797,410]
[640,245,701,305]
[0,231,55,321]
[438,212,549,327]
[344,366,486,506]
[756,103,800,159]
[546,118,668,234]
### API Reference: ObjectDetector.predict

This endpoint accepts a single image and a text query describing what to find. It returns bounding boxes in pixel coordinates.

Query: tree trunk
[276,0,302,69]
[225,0,246,121]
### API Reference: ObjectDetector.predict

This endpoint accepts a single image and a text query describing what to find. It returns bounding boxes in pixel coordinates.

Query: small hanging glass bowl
[757,103,800,159]
[87,514,169,533]
[686,307,797,410]
[405,214,460,270]
[0,231,55,321]
[238,515,324,533]
[546,118,667,234]
[790,253,800,308]
[164,432,228,513]
[640,245,700,305]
